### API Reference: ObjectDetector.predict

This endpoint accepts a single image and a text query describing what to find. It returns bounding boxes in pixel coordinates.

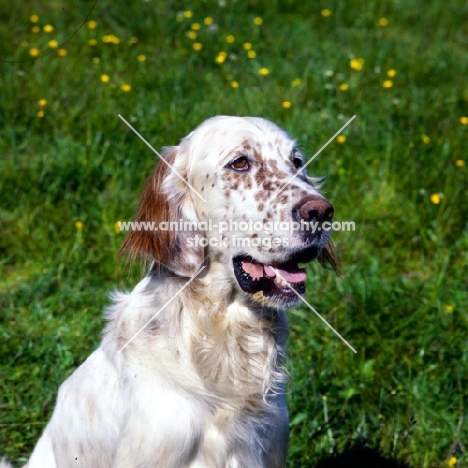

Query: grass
[0,0,467,466]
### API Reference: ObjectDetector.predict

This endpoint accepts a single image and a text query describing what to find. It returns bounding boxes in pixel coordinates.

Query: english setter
[2,116,335,468]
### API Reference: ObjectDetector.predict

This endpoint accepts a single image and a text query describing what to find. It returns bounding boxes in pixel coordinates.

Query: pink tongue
[242,262,264,280]
[242,262,307,284]
[272,267,307,284]
[264,265,276,278]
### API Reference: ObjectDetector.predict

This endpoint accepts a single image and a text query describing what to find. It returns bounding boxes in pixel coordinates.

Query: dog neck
[148,261,289,413]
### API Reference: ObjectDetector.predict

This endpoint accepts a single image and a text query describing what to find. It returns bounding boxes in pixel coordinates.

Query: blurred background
[0,1,467,466]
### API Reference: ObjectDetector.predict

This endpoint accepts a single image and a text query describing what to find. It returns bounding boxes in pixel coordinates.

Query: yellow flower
[444,304,454,313]
[455,159,465,167]
[339,83,349,91]
[187,31,197,40]
[226,35,235,43]
[101,74,110,83]
[30,14,39,23]
[430,193,441,204]
[37,110,44,118]
[92,57,100,64]
[247,50,256,58]
[258,67,270,76]
[253,17,263,25]
[448,456,457,468]
[88,39,97,46]
[121,83,131,92]
[38,99,47,107]
[103,34,120,44]
[292,78,301,87]
[382,79,393,88]
[58,48,67,56]
[282,101,292,109]
[43,24,54,33]
[184,10,193,18]
[48,40,58,48]
[231,81,239,88]
[75,221,84,230]
[29,48,40,57]
[350,58,365,71]
[87,20,97,29]
[379,17,389,26]
[215,52,227,64]
[243,42,252,50]
[114,222,121,233]
[193,42,203,51]
[337,135,346,143]
[460,116,468,125]
[422,134,430,144]
[137,54,146,62]
[191,22,201,30]
[204,17,214,26]
[31,26,40,33]
[321,9,332,17]
[387,69,396,77]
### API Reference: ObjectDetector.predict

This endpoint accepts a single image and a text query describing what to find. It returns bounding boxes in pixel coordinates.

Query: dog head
[120,116,336,308]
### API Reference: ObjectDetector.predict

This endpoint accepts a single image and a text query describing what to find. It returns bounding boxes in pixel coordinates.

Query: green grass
[1,0,467,466]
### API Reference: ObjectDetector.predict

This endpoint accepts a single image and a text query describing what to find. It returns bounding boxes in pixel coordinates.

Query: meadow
[0,0,467,466]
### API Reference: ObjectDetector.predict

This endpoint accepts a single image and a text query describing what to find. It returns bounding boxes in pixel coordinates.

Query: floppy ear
[119,146,204,277]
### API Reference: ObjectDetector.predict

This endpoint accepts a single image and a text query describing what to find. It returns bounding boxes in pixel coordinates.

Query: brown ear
[119,147,203,276]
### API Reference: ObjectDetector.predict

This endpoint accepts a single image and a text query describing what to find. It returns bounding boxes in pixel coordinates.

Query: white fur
[4,116,333,468]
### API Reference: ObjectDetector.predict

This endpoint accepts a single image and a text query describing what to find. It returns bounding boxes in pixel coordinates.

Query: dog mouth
[233,247,321,300]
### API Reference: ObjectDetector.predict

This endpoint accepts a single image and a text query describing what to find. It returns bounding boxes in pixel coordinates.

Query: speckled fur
[5,116,333,468]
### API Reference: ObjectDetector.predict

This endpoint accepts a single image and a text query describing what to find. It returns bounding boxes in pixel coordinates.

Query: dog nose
[294,196,334,223]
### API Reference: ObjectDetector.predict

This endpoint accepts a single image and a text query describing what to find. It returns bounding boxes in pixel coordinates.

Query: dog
[1,116,335,467]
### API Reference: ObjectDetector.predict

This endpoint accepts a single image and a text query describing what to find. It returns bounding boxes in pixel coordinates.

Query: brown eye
[230,156,249,171]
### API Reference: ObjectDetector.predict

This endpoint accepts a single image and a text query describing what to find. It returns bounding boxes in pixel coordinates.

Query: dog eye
[230,156,250,171]
[292,149,303,169]
[293,157,303,169]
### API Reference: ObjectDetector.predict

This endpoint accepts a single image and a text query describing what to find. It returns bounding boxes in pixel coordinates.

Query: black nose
[294,196,334,223]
